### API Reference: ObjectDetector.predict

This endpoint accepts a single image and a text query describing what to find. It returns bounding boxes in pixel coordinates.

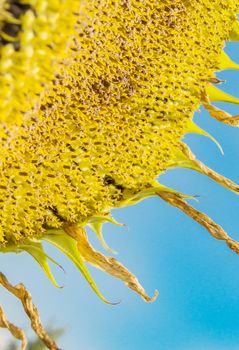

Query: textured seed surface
[0,0,238,247]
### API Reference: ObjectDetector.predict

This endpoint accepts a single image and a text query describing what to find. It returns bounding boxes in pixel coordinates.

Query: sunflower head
[0,0,239,304]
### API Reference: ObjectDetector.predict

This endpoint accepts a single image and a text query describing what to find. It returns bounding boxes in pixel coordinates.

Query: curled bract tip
[186,120,224,155]
[86,214,124,254]
[144,290,159,303]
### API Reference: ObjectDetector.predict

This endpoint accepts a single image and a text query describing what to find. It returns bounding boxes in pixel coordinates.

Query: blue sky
[1,42,239,350]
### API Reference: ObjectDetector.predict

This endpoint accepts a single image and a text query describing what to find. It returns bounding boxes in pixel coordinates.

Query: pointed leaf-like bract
[64,224,158,302]
[202,90,239,126]
[88,222,117,254]
[207,85,239,104]
[44,230,114,304]
[219,52,239,71]
[186,120,224,154]
[158,191,239,256]
[170,143,239,195]
[87,214,125,254]
[21,242,62,288]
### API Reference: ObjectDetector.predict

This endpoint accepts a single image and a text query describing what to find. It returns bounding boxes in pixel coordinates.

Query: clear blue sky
[1,42,239,350]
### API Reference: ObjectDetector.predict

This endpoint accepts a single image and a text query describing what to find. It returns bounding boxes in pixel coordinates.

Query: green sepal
[229,20,239,41]
[207,85,239,104]
[118,182,193,208]
[21,241,62,288]
[219,52,239,71]
[167,149,200,172]
[88,214,124,227]
[0,240,62,288]
[86,214,125,254]
[88,221,117,254]
[186,120,223,154]
[44,231,114,304]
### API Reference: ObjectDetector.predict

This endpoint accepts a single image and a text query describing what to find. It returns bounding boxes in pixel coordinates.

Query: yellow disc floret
[0,0,239,303]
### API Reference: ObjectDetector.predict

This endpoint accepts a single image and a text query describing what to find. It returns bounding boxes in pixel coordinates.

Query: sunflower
[0,1,239,348]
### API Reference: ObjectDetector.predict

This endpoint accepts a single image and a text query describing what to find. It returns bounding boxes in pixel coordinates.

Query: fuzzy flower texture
[1,0,239,306]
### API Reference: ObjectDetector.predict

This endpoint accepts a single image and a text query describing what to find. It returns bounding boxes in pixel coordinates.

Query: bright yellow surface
[0,0,237,245]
